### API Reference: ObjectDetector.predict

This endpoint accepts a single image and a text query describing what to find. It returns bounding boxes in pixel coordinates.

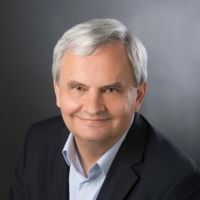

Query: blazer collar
[97,113,149,200]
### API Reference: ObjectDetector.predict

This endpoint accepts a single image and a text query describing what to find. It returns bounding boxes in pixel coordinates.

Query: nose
[83,90,106,115]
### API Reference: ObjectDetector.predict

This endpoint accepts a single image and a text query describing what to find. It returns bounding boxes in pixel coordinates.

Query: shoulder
[138,114,200,192]
[25,115,69,149]
[127,113,200,198]
[146,125,198,173]
[134,113,198,171]
[12,116,69,198]
[29,115,66,132]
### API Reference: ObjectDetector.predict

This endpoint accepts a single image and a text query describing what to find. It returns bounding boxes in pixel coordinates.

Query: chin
[73,130,112,143]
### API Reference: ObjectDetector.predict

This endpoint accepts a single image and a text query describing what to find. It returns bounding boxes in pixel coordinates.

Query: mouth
[75,116,111,127]
[77,117,110,122]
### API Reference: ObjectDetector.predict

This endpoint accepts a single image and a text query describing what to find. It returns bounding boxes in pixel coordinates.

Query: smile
[77,117,110,122]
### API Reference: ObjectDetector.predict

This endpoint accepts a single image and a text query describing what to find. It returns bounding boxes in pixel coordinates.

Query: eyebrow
[67,80,86,87]
[101,82,123,89]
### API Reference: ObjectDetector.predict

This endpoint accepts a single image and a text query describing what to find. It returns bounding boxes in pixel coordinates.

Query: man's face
[54,43,146,147]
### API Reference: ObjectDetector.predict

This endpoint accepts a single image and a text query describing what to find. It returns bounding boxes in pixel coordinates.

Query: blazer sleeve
[162,170,200,200]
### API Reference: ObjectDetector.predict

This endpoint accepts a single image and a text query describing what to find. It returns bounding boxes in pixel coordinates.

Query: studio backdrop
[1,0,200,199]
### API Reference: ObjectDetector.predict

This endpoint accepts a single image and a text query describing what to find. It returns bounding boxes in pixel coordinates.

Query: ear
[53,81,61,108]
[135,82,147,112]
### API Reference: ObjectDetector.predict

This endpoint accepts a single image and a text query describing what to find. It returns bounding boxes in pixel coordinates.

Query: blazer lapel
[49,162,69,200]
[97,164,138,200]
[49,123,70,200]
[97,113,148,200]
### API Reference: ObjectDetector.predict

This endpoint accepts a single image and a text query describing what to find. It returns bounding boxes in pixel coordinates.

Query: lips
[74,115,111,127]
[77,117,110,121]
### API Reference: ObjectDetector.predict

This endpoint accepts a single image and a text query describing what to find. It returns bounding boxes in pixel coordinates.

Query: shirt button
[84,181,89,186]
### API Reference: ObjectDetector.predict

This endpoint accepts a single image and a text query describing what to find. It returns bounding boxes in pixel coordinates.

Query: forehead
[59,43,134,85]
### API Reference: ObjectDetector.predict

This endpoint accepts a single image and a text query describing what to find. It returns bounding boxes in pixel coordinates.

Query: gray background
[1,0,200,199]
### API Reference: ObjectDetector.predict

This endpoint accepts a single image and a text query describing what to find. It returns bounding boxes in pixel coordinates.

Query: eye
[105,87,117,93]
[74,85,82,91]
[68,84,84,91]
[67,81,88,93]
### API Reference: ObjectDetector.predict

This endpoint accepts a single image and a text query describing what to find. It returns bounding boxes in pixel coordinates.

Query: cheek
[59,94,81,114]
[107,96,135,117]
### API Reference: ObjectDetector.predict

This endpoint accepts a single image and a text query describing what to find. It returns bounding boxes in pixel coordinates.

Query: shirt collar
[96,132,127,175]
[62,134,82,169]
[62,131,128,176]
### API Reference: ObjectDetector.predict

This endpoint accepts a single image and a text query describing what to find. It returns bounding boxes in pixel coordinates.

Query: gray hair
[52,18,147,86]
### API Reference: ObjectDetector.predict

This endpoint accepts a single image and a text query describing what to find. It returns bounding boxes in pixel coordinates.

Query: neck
[74,137,116,176]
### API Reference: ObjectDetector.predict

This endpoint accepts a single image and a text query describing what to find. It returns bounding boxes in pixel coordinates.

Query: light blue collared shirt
[62,132,128,200]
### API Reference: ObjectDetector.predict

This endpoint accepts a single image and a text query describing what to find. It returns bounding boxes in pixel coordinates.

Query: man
[9,18,200,200]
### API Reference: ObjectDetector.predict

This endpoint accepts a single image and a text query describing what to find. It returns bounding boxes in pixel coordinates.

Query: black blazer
[9,113,200,200]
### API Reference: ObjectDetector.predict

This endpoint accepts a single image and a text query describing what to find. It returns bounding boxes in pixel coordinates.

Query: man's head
[52,18,147,87]
[53,19,147,148]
